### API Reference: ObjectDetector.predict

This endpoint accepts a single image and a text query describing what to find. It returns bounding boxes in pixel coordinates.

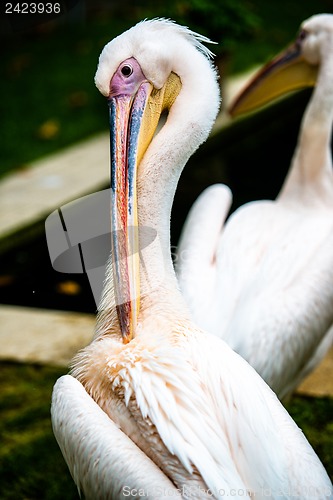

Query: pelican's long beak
[229,40,318,117]
[108,64,181,343]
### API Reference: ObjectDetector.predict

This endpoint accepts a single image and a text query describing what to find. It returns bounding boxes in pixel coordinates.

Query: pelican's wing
[283,324,333,399]
[215,215,333,398]
[176,184,232,328]
[51,375,182,499]
[195,334,333,499]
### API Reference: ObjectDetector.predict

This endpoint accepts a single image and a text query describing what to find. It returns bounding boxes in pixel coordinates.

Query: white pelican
[51,19,333,498]
[176,14,333,400]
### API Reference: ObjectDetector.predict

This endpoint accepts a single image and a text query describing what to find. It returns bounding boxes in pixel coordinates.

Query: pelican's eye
[121,64,133,77]
[294,29,308,50]
[297,29,308,44]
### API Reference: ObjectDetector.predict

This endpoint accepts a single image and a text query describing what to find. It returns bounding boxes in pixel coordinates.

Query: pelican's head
[229,13,333,116]
[95,19,219,343]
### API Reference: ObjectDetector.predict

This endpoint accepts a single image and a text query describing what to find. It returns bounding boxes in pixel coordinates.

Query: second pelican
[176,14,333,400]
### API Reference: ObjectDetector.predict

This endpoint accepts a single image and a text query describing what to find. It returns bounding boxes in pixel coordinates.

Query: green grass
[227,0,333,73]
[0,361,332,499]
[1,19,113,177]
[1,0,332,178]
[286,396,333,481]
[0,362,79,500]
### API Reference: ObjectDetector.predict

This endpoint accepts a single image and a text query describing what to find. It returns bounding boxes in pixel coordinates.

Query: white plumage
[52,18,333,498]
[52,375,182,498]
[176,14,333,400]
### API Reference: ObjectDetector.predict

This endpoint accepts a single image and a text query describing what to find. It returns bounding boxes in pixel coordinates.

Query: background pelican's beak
[229,41,318,117]
[109,71,181,343]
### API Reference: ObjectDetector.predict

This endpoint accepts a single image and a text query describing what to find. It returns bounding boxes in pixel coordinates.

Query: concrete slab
[0,304,95,367]
[215,67,259,129]
[296,346,333,398]
[0,133,109,253]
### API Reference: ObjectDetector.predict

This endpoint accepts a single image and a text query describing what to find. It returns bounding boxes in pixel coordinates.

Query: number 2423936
[5,3,61,14]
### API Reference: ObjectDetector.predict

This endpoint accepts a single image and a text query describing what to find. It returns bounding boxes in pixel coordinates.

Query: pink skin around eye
[109,57,148,98]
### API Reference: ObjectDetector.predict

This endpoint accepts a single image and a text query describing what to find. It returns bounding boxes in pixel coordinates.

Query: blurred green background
[1,0,332,179]
[1,1,332,498]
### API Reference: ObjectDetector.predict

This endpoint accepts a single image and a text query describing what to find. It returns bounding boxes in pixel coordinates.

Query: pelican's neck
[96,46,219,336]
[137,55,220,318]
[279,42,333,205]
[136,163,186,319]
